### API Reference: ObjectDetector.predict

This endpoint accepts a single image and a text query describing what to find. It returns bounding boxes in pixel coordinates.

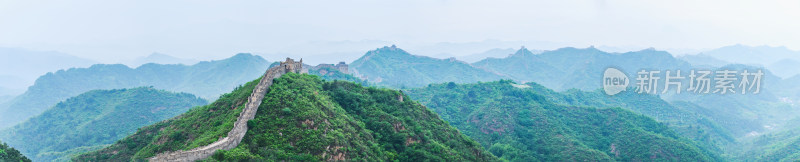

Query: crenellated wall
[149,58,305,162]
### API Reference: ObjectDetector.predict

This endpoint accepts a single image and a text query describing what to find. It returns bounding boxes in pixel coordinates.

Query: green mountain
[735,117,800,161]
[757,135,800,161]
[0,141,30,162]
[350,45,504,88]
[552,89,737,158]
[473,47,693,90]
[75,73,496,161]
[471,47,800,154]
[0,87,206,162]
[342,46,798,160]
[0,53,269,129]
[406,80,717,161]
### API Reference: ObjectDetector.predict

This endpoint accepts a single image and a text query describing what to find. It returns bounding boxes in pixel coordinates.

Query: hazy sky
[1,0,798,63]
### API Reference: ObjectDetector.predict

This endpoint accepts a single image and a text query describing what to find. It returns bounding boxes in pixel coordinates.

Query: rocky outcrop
[149,58,304,162]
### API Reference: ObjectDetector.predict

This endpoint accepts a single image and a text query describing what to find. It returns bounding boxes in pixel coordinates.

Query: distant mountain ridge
[350,45,696,91]
[350,45,504,88]
[121,53,200,68]
[456,48,519,63]
[354,44,800,161]
[0,53,269,128]
[696,44,800,78]
[700,44,800,66]
[0,47,98,90]
[473,46,693,90]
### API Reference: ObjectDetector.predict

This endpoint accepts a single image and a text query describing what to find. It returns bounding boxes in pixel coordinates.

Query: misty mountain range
[2,44,800,161]
[0,49,202,94]
[0,53,269,129]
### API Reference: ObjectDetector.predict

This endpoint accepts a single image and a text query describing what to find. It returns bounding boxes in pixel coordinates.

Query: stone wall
[149,58,304,162]
[311,62,349,74]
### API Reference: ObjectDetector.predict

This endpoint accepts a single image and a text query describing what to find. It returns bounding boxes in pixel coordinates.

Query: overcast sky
[1,0,798,63]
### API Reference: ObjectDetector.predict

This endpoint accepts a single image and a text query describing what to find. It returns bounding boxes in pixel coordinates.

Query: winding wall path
[150,59,302,161]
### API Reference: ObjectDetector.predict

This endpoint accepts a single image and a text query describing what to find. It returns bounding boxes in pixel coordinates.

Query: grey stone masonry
[149,58,305,162]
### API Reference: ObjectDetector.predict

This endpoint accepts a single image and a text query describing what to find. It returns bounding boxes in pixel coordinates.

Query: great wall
[149,58,305,162]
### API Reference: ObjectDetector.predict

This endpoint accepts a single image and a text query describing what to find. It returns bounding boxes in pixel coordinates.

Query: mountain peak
[224,53,266,63]
[549,46,605,54]
[361,45,411,58]
[231,53,257,59]
[511,46,534,57]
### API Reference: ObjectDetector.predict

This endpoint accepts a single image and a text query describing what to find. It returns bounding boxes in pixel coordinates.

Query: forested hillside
[0,141,30,162]
[406,80,717,161]
[0,87,206,161]
[737,117,800,161]
[75,73,496,161]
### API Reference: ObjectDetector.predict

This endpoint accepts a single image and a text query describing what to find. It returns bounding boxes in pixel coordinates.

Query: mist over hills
[120,53,199,68]
[348,44,800,160]
[768,59,800,79]
[696,44,800,78]
[678,54,731,68]
[474,47,694,91]
[700,44,800,66]
[353,45,695,91]
[3,0,799,161]
[456,48,519,63]
[0,47,98,92]
[3,43,800,161]
[0,53,269,129]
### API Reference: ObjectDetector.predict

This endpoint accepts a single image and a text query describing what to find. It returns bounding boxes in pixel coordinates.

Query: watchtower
[280,58,306,74]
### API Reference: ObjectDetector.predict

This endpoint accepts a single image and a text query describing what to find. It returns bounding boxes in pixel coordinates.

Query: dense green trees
[406,80,717,161]
[228,73,494,161]
[74,78,262,161]
[0,141,30,162]
[734,118,800,161]
[0,87,206,161]
[75,73,496,161]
